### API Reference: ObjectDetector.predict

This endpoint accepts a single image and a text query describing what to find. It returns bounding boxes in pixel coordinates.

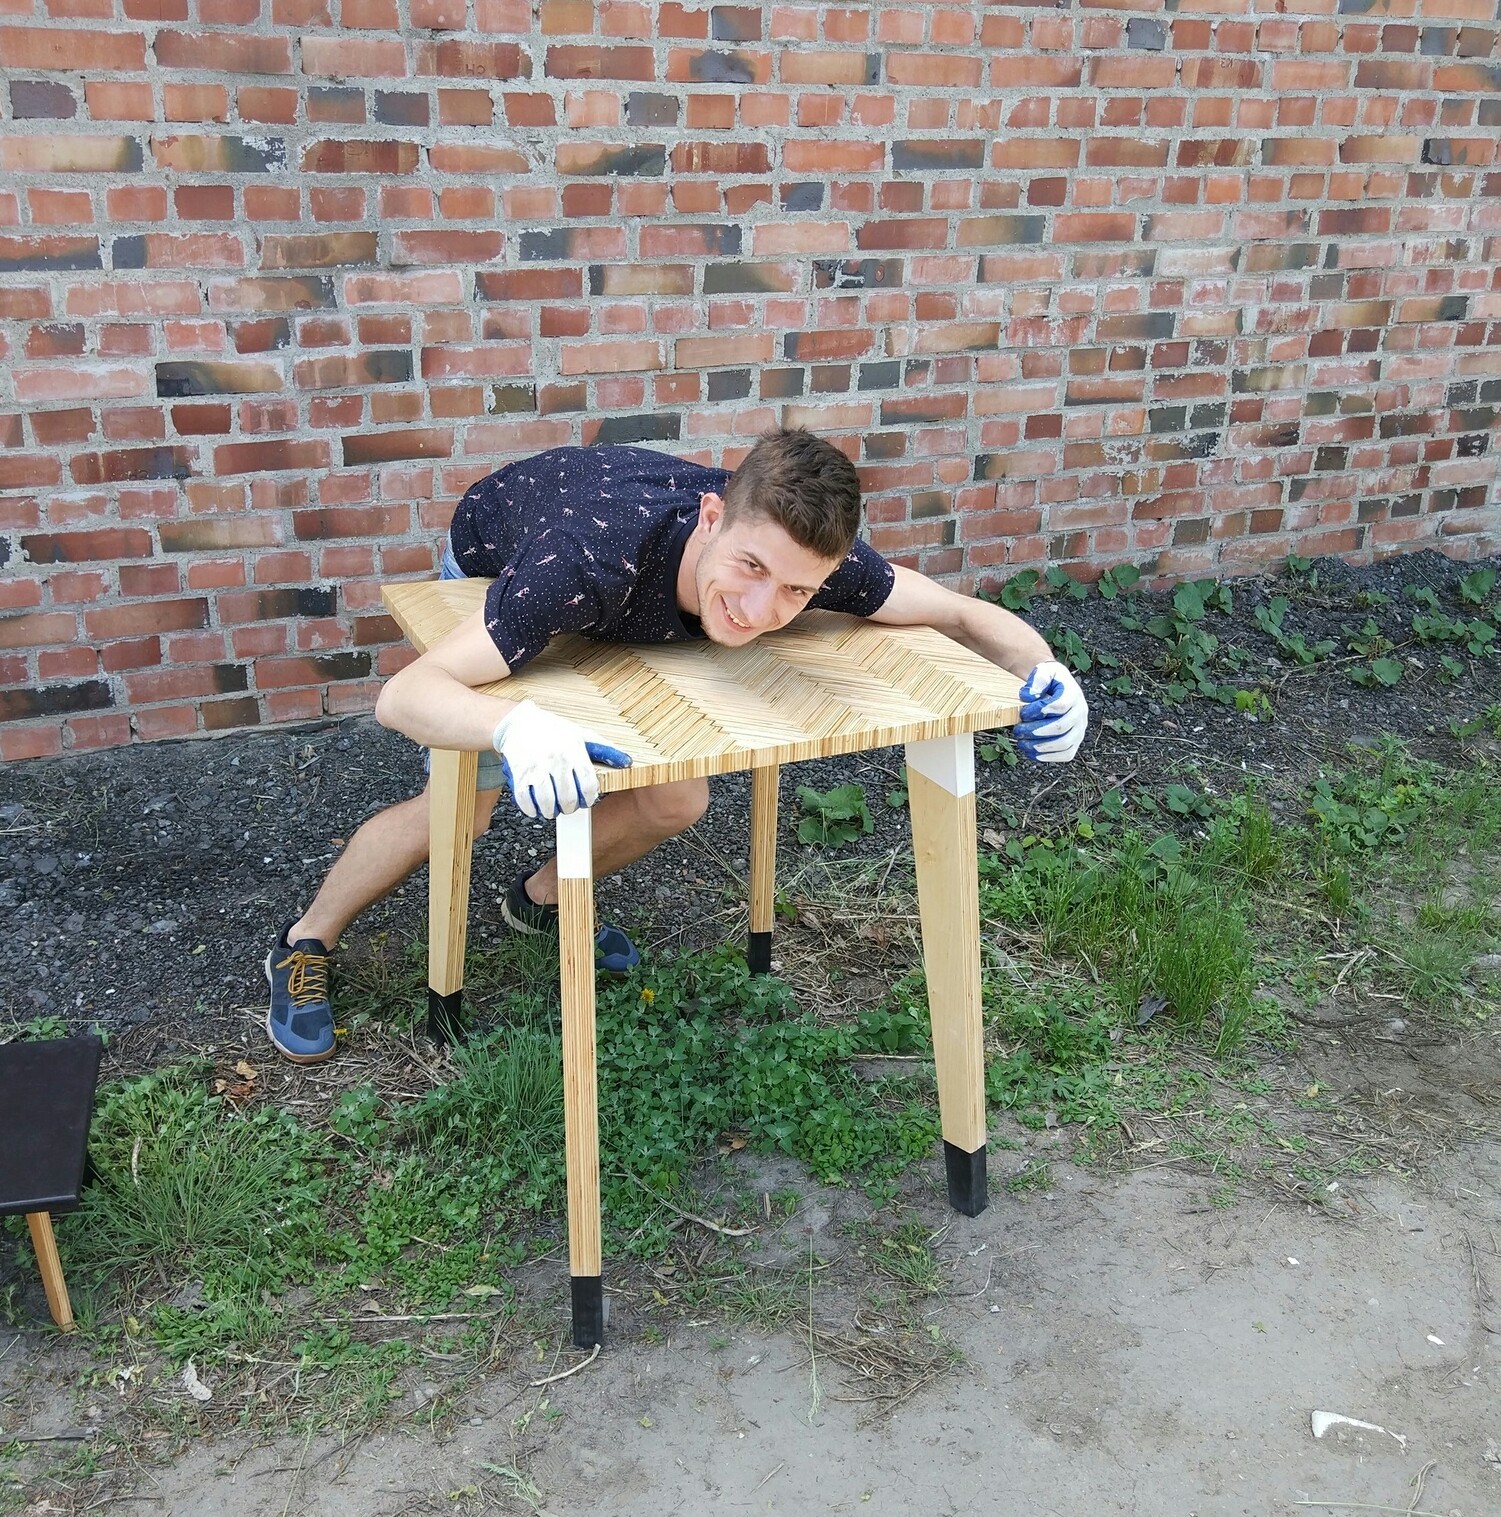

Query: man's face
[691,495,843,647]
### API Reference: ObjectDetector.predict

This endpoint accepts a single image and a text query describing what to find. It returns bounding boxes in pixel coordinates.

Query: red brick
[154,29,292,72]
[302,35,407,75]
[0,25,147,70]
[0,610,77,649]
[84,597,208,639]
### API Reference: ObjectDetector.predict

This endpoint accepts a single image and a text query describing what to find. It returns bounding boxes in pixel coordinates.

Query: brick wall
[1,3,1498,759]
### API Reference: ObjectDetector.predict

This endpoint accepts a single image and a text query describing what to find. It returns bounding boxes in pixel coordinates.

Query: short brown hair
[722,428,862,562]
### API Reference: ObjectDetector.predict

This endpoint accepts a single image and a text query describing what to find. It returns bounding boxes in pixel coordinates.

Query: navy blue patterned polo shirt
[445,445,894,672]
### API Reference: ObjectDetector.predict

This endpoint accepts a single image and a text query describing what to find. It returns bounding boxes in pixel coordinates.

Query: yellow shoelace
[274,949,328,1008]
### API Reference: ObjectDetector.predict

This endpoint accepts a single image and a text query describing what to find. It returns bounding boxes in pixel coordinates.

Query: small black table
[0,1036,102,1331]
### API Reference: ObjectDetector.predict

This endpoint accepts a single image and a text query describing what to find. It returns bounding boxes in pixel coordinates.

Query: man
[266,429,1087,1062]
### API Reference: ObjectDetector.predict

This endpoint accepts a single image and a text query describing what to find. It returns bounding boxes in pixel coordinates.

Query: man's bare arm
[868,564,1052,678]
[373,608,520,750]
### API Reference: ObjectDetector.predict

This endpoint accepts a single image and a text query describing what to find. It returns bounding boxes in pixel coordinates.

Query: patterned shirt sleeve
[809,539,896,616]
[483,536,608,673]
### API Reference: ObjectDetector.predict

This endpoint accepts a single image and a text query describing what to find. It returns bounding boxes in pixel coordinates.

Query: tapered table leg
[748,763,779,974]
[26,1212,74,1331]
[556,806,604,1348]
[428,747,478,1043]
[905,734,988,1217]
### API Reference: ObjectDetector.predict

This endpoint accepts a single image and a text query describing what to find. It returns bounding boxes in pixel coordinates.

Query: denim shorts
[426,534,506,794]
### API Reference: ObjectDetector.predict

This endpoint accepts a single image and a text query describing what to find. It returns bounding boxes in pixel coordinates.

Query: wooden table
[383,578,1021,1348]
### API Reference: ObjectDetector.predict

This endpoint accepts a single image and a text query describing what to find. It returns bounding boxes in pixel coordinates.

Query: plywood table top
[383,577,1022,794]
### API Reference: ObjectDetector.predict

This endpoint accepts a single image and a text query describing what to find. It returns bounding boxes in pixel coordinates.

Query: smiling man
[265,429,1088,1063]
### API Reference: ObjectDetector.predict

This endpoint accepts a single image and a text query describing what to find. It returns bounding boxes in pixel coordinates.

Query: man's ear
[698,491,726,532]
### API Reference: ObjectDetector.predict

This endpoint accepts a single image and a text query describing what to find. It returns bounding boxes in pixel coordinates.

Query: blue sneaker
[265,925,337,1063]
[500,871,640,975]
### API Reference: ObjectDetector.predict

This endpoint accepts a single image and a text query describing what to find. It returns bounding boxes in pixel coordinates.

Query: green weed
[796,783,874,846]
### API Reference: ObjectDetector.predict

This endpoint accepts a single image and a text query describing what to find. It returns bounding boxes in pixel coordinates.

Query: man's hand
[492,699,632,819]
[1017,661,1089,763]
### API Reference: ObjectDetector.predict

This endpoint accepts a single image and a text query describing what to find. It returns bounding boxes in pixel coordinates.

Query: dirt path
[10,1144,1495,1516]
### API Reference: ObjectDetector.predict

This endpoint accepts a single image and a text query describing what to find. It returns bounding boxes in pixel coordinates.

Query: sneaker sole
[500,895,550,937]
[264,949,338,1065]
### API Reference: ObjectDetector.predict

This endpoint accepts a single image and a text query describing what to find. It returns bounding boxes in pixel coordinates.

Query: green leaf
[1369,657,1403,686]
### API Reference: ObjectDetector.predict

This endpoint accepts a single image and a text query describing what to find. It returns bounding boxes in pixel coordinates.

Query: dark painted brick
[781,182,823,211]
[559,143,666,177]
[489,383,537,414]
[1189,403,1228,430]
[1422,138,1453,166]
[311,652,370,681]
[203,696,260,731]
[112,236,147,270]
[707,369,752,401]
[1456,433,1488,458]
[891,140,985,172]
[711,6,761,41]
[309,86,364,123]
[1421,26,1454,56]
[10,79,77,118]
[811,257,903,290]
[590,413,681,446]
[0,237,100,273]
[520,229,574,261]
[156,360,282,397]
[1453,406,1496,431]
[703,262,796,294]
[0,682,112,722]
[374,91,430,127]
[688,50,758,83]
[860,361,902,391]
[1127,18,1167,49]
[910,491,950,520]
[626,92,679,127]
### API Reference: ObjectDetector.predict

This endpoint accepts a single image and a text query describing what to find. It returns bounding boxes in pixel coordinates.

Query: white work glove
[1016,661,1088,763]
[491,699,632,820]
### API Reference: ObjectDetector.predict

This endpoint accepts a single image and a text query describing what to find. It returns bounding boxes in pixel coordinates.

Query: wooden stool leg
[428,746,479,1043]
[905,735,988,1217]
[26,1212,74,1332]
[748,763,779,974]
[556,806,604,1348]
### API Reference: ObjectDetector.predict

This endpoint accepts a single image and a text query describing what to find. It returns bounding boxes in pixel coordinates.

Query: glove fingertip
[585,741,633,769]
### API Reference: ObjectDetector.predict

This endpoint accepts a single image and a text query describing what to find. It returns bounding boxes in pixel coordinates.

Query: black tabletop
[0,1036,102,1215]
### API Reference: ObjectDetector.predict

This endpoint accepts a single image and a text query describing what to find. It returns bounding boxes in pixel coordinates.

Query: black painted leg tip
[747,931,772,976]
[944,1141,988,1217]
[427,988,465,1045]
[571,1276,604,1349]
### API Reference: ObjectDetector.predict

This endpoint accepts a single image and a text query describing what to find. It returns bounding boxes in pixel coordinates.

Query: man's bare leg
[520,778,710,906]
[289,776,708,942]
[289,787,501,948]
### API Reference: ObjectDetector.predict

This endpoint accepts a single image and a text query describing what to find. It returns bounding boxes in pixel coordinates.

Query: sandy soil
[7,1142,1498,1515]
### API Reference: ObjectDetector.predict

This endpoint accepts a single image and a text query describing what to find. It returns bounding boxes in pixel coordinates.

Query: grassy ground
[3,558,1499,1512]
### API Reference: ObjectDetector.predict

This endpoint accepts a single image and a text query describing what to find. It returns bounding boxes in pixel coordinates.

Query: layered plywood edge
[383,578,1023,793]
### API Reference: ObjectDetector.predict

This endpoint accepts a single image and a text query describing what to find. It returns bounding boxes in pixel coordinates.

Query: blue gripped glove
[1016,660,1089,763]
[491,699,633,820]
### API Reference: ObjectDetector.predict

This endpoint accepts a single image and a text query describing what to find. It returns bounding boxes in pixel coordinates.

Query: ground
[3,549,1500,1516]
